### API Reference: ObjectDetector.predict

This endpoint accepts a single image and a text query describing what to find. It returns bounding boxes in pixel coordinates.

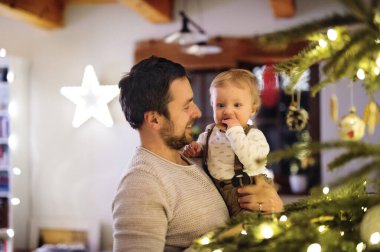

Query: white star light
[60,65,119,128]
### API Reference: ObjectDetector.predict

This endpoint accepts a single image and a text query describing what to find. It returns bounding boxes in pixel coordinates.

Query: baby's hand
[183,141,203,158]
[222,114,241,129]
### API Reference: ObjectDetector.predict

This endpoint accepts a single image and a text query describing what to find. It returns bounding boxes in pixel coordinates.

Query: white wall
[0,0,370,250]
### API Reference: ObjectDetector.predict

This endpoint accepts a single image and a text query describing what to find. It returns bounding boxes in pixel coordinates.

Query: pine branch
[258,14,359,45]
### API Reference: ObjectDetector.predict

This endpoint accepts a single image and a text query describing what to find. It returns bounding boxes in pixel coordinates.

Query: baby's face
[210,82,254,128]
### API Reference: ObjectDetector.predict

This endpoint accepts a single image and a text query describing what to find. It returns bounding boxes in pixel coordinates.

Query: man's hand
[237,175,283,213]
[183,141,203,158]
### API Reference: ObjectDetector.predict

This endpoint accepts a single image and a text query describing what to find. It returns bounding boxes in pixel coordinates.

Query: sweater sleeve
[112,169,171,252]
[225,126,270,172]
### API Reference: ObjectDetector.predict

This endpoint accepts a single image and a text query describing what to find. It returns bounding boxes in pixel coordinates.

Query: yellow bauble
[360,204,380,248]
[338,108,365,141]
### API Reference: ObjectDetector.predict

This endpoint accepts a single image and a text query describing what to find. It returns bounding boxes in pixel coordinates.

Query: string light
[370,232,380,245]
[318,225,326,233]
[307,243,321,252]
[327,28,338,41]
[318,39,327,48]
[12,167,21,175]
[340,231,345,236]
[374,67,380,75]
[356,242,366,252]
[200,237,210,245]
[212,249,223,252]
[322,187,329,195]
[356,68,365,80]
[260,224,274,239]
[279,215,288,222]
[241,230,247,235]
[10,197,20,206]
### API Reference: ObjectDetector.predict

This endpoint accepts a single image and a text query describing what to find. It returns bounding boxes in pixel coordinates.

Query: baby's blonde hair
[210,69,261,112]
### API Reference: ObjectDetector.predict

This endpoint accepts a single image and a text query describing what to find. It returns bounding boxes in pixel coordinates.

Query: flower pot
[289,174,308,194]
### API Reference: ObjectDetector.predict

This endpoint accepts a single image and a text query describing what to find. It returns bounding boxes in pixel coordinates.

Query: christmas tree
[191,0,380,251]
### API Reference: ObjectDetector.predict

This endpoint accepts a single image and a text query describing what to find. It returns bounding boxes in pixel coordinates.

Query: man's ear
[144,111,161,129]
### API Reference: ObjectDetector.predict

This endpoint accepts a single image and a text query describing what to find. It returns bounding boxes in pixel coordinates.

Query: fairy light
[356,68,365,80]
[279,215,288,222]
[340,231,345,236]
[200,237,210,245]
[327,29,338,41]
[361,206,368,212]
[318,225,326,233]
[319,39,327,48]
[241,230,247,235]
[260,224,274,239]
[10,197,20,205]
[374,67,380,75]
[8,134,17,150]
[376,57,380,67]
[0,48,6,57]
[322,187,329,195]
[12,167,21,175]
[356,242,366,252]
[370,232,380,245]
[307,243,321,252]
[213,249,223,252]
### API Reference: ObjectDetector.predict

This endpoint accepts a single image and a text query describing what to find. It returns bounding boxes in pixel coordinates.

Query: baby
[183,69,273,216]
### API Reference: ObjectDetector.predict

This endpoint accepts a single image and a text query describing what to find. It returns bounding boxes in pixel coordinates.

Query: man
[112,56,283,252]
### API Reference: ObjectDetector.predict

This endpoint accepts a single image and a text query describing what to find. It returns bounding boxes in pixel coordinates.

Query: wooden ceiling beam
[269,0,296,18]
[118,0,173,23]
[0,0,65,29]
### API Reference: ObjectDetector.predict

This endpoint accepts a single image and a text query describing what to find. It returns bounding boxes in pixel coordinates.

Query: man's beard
[160,119,192,150]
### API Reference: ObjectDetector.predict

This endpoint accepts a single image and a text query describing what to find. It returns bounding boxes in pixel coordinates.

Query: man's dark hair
[119,56,188,129]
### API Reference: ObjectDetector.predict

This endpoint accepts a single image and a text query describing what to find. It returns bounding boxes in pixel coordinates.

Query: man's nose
[192,104,202,118]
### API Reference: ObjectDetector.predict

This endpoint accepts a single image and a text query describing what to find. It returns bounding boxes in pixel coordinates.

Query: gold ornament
[286,102,309,131]
[338,107,365,141]
[360,204,380,249]
[330,94,339,122]
[363,100,379,135]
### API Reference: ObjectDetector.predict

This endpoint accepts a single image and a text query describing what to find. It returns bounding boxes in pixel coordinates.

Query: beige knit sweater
[112,147,229,252]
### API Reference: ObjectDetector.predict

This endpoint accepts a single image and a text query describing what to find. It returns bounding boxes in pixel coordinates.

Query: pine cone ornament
[286,102,309,131]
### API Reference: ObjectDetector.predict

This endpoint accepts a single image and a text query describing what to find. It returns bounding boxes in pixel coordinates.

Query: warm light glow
[0,48,6,58]
[318,225,326,233]
[200,237,210,245]
[340,231,345,236]
[356,242,366,252]
[319,39,327,48]
[241,230,247,235]
[11,197,20,205]
[356,68,365,80]
[7,70,14,83]
[8,134,17,150]
[370,232,380,245]
[376,57,380,67]
[374,67,380,75]
[60,65,119,128]
[12,167,21,175]
[8,100,17,118]
[261,224,274,239]
[322,187,329,194]
[6,229,14,238]
[327,29,338,41]
[279,215,288,222]
[213,250,222,252]
[307,243,321,252]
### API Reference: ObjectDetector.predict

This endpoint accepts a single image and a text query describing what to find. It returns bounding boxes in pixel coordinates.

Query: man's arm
[112,170,170,251]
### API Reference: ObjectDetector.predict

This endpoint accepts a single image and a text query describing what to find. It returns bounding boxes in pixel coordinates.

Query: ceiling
[0,0,296,29]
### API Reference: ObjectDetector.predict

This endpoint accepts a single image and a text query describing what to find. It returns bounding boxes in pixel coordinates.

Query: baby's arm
[226,127,270,171]
[183,141,203,158]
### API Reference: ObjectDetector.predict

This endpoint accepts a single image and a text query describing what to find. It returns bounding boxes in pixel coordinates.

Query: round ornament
[338,108,365,141]
[360,204,380,248]
[286,102,309,131]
